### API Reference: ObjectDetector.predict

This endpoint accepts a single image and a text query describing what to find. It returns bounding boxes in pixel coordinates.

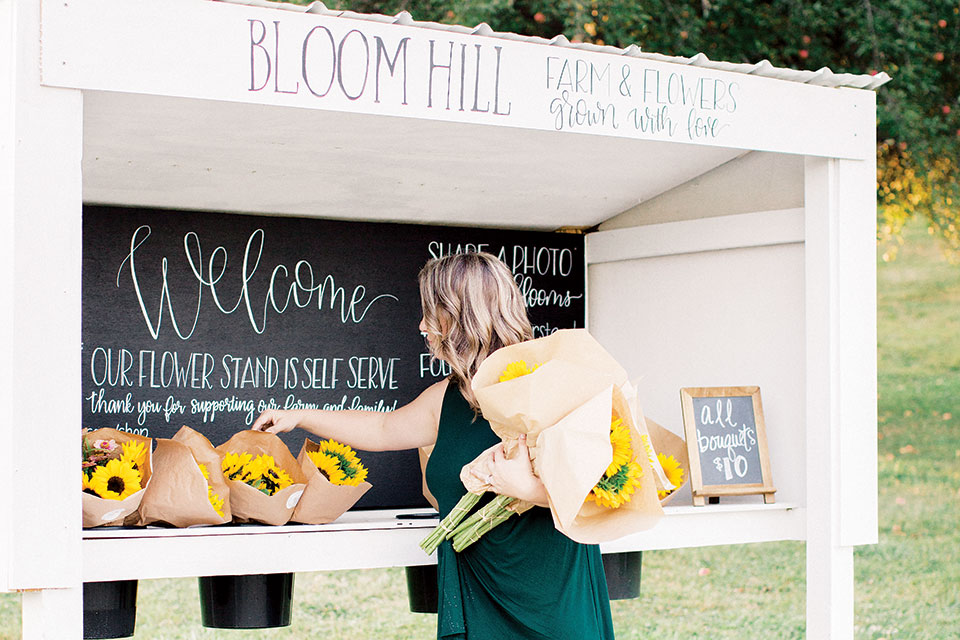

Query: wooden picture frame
[680,386,776,506]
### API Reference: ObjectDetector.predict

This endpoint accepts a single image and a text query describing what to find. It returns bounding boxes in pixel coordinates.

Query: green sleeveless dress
[425,381,616,640]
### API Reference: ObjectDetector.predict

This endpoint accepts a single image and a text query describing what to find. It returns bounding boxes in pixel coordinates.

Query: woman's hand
[473,434,549,507]
[251,409,302,435]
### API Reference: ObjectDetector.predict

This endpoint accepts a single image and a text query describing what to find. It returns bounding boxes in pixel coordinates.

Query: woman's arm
[250,378,448,452]
[469,434,549,508]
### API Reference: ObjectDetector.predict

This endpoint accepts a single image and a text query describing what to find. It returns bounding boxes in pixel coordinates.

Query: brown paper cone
[472,330,630,447]
[82,428,153,528]
[535,386,615,530]
[216,430,307,526]
[173,426,232,522]
[291,438,371,524]
[646,418,690,505]
[543,385,663,544]
[138,439,229,527]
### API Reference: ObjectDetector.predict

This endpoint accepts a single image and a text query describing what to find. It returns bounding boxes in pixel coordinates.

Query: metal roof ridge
[212,0,892,90]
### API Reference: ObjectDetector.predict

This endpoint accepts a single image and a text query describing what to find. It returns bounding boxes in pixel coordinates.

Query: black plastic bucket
[602,551,642,600]
[198,573,294,628]
[83,580,138,639]
[404,565,439,613]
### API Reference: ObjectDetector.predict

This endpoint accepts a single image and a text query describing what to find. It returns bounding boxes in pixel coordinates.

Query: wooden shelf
[81,503,802,582]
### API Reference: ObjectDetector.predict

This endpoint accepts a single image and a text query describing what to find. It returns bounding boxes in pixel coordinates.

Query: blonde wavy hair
[419,252,532,410]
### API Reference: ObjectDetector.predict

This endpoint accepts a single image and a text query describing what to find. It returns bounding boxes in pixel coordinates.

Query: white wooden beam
[586,207,804,263]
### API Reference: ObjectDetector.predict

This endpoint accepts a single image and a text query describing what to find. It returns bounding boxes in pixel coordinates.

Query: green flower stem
[419,491,482,555]
[451,505,517,552]
[447,494,515,540]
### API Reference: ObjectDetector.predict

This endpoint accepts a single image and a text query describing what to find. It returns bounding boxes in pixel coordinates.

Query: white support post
[1,0,18,597]
[21,588,84,639]
[804,153,878,639]
[3,0,85,638]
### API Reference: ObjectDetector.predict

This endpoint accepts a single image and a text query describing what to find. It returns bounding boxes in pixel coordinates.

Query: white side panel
[588,241,806,507]
[5,0,84,595]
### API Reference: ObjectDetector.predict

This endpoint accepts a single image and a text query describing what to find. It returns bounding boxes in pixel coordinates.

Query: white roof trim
[215,0,892,91]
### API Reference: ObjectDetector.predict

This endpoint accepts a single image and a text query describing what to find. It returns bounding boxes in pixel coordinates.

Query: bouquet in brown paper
[217,430,307,526]
[291,438,372,524]
[138,426,231,527]
[82,428,153,528]
[420,329,673,553]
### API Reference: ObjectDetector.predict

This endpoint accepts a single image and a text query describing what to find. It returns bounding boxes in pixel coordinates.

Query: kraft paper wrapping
[469,329,664,544]
[472,329,629,456]
[539,385,662,543]
[419,445,439,510]
[646,418,690,505]
[216,430,307,526]
[137,426,231,527]
[291,438,372,524]
[81,428,153,528]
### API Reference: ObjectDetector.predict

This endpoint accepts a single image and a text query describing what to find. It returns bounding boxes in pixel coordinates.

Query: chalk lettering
[118,226,398,339]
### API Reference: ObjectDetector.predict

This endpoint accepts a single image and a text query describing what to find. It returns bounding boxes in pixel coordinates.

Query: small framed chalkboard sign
[680,386,776,506]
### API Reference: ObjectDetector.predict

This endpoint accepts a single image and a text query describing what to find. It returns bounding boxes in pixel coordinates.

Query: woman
[252,252,615,640]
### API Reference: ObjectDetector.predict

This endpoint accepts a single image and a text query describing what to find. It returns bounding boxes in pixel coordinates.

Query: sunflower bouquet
[421,329,671,553]
[292,438,372,524]
[81,428,152,528]
[138,426,231,527]
[216,430,308,525]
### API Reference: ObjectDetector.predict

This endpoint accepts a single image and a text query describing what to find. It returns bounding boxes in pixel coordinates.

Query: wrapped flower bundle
[216,430,307,525]
[82,428,152,528]
[138,426,231,527]
[292,438,372,524]
[422,329,676,553]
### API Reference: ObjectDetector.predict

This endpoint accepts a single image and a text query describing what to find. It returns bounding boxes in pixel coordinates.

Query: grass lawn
[2,220,957,639]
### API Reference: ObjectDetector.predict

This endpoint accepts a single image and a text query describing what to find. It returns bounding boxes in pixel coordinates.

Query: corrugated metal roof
[217,0,891,91]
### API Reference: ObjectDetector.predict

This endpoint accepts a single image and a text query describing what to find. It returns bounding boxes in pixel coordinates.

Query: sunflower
[207,486,225,517]
[657,453,685,500]
[260,460,294,495]
[308,450,347,484]
[498,360,539,382]
[198,463,209,479]
[88,458,142,500]
[587,461,643,509]
[318,440,360,466]
[82,471,92,492]
[308,441,368,487]
[608,416,633,476]
[221,452,254,481]
[120,440,147,469]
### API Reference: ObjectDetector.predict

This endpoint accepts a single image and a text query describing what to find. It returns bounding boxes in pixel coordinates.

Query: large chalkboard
[82,205,585,509]
[680,386,776,505]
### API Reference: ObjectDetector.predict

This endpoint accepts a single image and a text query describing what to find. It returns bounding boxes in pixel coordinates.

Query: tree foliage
[306,0,960,259]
